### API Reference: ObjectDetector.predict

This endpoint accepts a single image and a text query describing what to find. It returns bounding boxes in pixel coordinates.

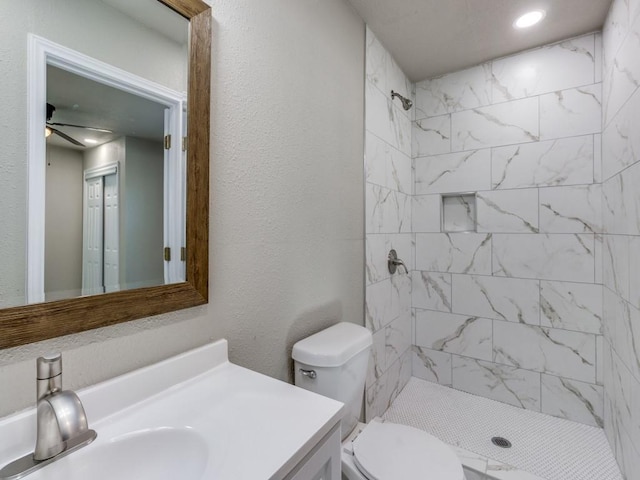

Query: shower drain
[491,436,512,448]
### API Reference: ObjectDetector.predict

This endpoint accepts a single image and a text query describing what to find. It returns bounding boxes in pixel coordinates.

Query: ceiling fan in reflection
[45,103,113,147]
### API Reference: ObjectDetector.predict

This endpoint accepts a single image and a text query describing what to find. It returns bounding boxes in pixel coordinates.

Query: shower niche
[441,193,477,233]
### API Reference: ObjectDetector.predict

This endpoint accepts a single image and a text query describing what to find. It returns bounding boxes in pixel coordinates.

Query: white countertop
[0,340,344,479]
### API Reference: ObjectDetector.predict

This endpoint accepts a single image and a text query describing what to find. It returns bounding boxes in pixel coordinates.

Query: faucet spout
[34,390,92,460]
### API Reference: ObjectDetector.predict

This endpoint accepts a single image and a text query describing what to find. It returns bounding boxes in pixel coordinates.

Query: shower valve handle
[388,249,408,274]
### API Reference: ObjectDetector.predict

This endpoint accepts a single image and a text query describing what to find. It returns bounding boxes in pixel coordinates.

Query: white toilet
[292,322,465,480]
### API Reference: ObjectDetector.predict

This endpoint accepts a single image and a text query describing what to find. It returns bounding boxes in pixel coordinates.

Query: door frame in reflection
[27,34,186,303]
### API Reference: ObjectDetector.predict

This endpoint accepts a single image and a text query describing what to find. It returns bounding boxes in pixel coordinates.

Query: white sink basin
[28,428,209,480]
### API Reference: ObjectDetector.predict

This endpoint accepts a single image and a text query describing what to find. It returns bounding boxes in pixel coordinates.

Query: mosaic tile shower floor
[382,378,622,480]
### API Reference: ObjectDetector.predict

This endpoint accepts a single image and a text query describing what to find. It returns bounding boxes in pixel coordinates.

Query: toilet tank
[292,322,372,440]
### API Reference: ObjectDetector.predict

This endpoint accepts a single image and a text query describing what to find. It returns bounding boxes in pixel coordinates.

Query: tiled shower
[411,31,603,428]
[364,0,640,477]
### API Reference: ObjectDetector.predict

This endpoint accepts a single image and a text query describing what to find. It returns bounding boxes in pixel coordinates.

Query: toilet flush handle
[299,369,317,379]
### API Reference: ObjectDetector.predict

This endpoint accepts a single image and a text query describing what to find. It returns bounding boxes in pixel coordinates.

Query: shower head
[391,90,413,110]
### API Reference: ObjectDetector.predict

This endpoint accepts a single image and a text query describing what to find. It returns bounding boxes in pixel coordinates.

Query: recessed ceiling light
[84,138,98,144]
[513,10,546,29]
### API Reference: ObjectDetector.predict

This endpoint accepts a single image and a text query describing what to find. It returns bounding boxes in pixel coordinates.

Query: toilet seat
[351,422,464,480]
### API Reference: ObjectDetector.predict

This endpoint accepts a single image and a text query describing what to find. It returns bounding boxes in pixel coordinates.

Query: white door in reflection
[82,165,119,296]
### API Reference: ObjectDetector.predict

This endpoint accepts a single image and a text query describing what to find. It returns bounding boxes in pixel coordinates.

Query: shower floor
[382,378,623,480]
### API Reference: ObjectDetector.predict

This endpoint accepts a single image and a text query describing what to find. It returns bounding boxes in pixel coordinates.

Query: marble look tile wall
[602,0,640,477]
[364,26,413,421]
[412,33,606,429]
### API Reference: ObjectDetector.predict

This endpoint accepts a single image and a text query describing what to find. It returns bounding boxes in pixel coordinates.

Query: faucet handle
[37,354,62,380]
[37,355,63,401]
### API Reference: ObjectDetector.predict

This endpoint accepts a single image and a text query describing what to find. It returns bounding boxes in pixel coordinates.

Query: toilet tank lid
[292,322,372,367]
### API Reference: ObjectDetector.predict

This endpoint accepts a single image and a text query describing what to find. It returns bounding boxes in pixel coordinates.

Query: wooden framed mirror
[0,0,210,349]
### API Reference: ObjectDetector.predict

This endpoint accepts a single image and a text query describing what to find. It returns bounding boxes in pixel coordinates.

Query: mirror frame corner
[0,0,211,350]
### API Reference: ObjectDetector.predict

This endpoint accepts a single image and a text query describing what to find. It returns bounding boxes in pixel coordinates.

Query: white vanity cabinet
[284,424,341,480]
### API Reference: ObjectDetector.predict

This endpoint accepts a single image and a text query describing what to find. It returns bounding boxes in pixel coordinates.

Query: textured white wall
[205,0,365,382]
[0,0,365,417]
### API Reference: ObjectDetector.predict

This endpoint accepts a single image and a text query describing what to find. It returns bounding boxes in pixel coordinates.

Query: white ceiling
[47,65,166,150]
[347,0,613,82]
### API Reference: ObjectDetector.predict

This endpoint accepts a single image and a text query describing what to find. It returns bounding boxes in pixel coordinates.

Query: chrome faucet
[0,355,97,480]
[34,355,96,460]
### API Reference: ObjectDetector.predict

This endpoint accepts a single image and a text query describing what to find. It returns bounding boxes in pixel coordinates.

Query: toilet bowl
[292,322,465,480]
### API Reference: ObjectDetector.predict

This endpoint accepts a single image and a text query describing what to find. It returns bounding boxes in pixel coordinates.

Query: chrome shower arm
[390,90,413,111]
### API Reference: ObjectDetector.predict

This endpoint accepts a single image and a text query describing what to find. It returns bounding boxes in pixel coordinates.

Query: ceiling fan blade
[49,122,113,134]
[50,127,85,147]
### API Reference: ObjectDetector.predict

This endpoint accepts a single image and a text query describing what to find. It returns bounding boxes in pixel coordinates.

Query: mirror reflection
[45,67,172,301]
[1,0,189,308]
